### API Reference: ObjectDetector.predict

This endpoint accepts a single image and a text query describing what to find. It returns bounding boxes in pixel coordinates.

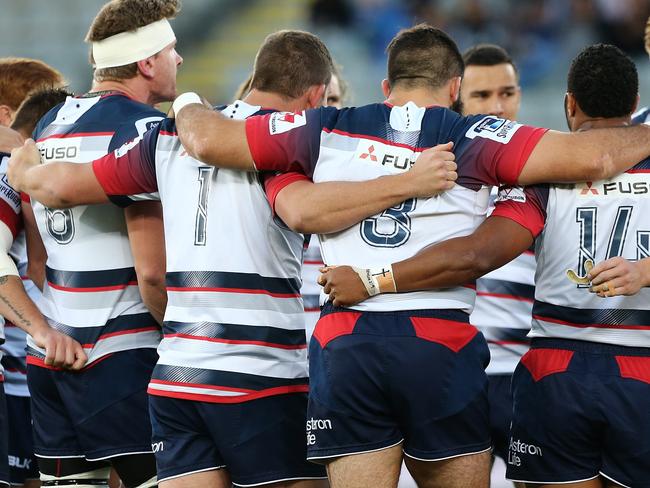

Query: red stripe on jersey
[304,260,324,265]
[304,307,320,312]
[626,169,650,174]
[164,333,307,350]
[313,311,362,348]
[533,314,650,330]
[476,291,534,303]
[410,317,478,352]
[147,381,309,403]
[166,286,299,299]
[0,199,20,238]
[159,130,177,137]
[81,327,160,348]
[37,131,113,142]
[616,356,650,384]
[322,127,427,153]
[520,348,573,382]
[26,352,114,371]
[47,280,138,292]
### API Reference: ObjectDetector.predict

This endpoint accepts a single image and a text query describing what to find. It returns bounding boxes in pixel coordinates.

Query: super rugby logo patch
[466,116,521,144]
[269,111,306,134]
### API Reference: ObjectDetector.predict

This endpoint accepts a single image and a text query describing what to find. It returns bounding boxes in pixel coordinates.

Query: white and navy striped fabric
[91,101,309,403]
[27,93,163,367]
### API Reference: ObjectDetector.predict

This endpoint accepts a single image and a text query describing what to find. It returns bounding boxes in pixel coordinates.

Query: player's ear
[306,84,327,109]
[136,56,156,81]
[565,92,577,117]
[449,76,462,106]
[0,105,13,127]
[633,94,640,115]
[381,79,391,98]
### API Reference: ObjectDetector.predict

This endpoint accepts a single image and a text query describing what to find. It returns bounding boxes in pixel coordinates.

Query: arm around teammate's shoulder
[518,124,650,185]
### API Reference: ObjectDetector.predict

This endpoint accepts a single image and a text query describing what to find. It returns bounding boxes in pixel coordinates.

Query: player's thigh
[325,443,403,488]
[159,469,230,488]
[404,450,491,488]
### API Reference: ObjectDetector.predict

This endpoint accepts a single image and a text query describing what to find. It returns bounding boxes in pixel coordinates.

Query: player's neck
[244,90,305,113]
[575,116,631,132]
[385,87,450,109]
[89,79,154,106]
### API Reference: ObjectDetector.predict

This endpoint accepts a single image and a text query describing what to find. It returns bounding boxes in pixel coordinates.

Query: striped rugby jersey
[302,237,323,342]
[28,93,163,366]
[470,189,535,375]
[493,158,650,347]
[0,153,22,384]
[91,101,309,403]
[632,107,650,125]
[246,103,547,313]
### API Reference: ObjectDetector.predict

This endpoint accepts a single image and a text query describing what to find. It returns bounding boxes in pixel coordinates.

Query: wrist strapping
[353,265,397,297]
[172,92,202,115]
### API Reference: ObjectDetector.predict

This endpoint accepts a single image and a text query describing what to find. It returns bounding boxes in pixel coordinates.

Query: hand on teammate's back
[0,126,24,153]
[588,256,650,297]
[318,265,369,307]
[7,138,41,191]
[401,141,457,198]
[31,326,88,370]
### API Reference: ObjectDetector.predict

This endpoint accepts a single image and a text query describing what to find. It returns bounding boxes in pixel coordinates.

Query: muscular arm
[274,143,457,234]
[22,200,46,290]
[321,217,534,307]
[519,125,650,184]
[125,202,167,324]
[176,104,254,170]
[0,219,86,368]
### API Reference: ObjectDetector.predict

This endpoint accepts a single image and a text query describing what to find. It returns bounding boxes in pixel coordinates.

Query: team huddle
[1,1,650,488]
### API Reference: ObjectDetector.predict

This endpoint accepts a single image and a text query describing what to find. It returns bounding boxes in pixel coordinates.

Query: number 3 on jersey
[361,198,416,248]
[45,208,75,244]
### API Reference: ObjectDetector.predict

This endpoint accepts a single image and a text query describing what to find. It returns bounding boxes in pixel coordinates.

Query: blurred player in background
[459,44,527,488]
[0,59,68,488]
[632,16,650,124]
[20,1,182,487]
[7,29,457,488]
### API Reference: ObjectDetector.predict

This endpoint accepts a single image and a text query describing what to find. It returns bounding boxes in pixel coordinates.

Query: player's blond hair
[645,16,650,56]
[0,58,65,110]
[86,0,181,82]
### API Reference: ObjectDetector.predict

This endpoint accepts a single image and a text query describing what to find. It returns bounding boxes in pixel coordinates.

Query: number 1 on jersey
[194,167,215,246]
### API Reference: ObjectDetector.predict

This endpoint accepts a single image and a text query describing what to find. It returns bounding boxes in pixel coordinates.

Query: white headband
[91,18,176,70]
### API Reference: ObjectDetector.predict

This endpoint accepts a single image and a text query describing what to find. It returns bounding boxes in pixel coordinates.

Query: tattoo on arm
[0,275,33,330]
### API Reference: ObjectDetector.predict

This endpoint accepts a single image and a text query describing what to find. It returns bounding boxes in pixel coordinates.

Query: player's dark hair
[11,88,72,135]
[463,44,518,80]
[250,30,334,100]
[86,0,181,82]
[386,24,463,90]
[0,58,65,111]
[567,43,638,119]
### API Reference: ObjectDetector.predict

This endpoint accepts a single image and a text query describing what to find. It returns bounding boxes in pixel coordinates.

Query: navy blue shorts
[6,395,39,484]
[0,387,9,486]
[27,348,157,461]
[307,304,491,462]
[150,392,326,487]
[506,338,650,487]
[487,374,513,462]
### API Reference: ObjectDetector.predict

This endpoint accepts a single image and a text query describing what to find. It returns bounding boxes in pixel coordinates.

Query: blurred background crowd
[1,0,650,129]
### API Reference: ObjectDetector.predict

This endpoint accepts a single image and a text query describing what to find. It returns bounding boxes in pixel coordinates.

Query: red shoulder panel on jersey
[263,172,311,214]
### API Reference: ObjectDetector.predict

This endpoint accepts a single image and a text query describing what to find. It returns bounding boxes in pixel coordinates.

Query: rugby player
[0,58,80,488]
[632,16,650,125]
[322,43,650,488]
[14,1,182,487]
[460,44,528,485]
[6,30,455,488]
[167,25,650,488]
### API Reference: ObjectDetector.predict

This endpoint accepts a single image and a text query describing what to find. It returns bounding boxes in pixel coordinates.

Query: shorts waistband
[321,302,470,323]
[531,338,650,356]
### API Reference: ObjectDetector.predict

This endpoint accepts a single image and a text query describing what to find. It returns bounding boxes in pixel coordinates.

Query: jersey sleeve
[92,125,160,207]
[245,109,324,176]
[263,172,311,214]
[0,156,21,238]
[455,116,548,187]
[490,184,550,237]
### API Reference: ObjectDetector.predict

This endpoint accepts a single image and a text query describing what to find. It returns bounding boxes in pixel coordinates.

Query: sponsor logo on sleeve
[135,116,163,138]
[466,116,521,144]
[269,111,307,135]
[495,185,526,203]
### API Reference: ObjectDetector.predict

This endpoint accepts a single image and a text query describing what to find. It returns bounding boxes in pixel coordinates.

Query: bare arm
[8,140,106,208]
[274,143,457,234]
[125,202,167,324]
[519,124,650,185]
[22,200,46,290]
[0,220,86,369]
[320,216,533,307]
[176,104,254,170]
